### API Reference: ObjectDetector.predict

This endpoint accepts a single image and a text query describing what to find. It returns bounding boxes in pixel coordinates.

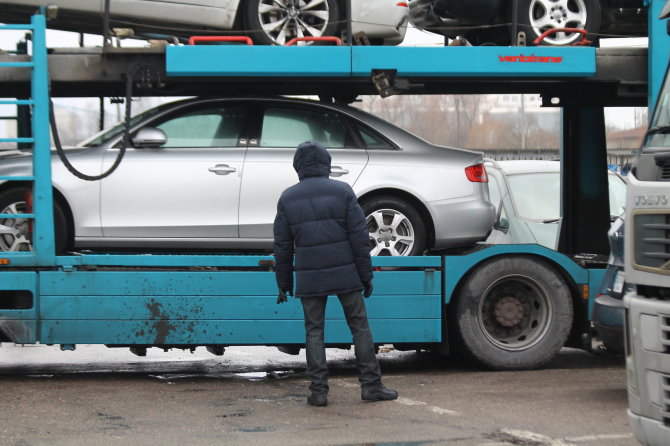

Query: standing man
[273,140,398,407]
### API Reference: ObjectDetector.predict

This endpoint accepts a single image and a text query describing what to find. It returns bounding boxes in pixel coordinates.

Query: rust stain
[146,299,176,345]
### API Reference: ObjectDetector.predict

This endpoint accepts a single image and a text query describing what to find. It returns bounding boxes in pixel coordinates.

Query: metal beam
[0,46,648,105]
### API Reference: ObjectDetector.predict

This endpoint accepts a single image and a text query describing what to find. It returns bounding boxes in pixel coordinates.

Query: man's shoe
[361,385,398,402]
[307,394,328,407]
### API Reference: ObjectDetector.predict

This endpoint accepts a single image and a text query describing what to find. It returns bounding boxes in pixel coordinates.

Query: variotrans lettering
[499,54,563,63]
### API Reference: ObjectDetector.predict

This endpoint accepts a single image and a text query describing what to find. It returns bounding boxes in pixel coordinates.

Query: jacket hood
[293,141,331,180]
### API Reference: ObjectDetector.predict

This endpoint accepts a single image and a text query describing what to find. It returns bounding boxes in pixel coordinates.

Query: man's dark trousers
[300,291,382,396]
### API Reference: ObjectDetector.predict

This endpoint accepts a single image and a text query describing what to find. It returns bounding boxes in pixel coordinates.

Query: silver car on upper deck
[0,97,495,255]
[0,0,409,45]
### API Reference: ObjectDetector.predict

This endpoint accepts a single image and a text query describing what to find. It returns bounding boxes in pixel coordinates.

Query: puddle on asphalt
[148,369,299,382]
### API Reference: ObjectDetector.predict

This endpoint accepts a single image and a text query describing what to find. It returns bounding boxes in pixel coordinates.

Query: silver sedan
[0,97,495,255]
[0,0,410,45]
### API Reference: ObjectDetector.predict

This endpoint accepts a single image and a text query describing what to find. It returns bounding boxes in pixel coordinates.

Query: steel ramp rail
[0,13,55,266]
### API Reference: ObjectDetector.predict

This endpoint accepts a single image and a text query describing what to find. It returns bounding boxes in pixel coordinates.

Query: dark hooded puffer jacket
[273,141,373,298]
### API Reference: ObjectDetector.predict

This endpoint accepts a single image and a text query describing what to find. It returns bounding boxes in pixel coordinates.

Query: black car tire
[0,187,69,254]
[452,255,573,370]
[361,196,426,257]
[516,0,602,46]
[244,0,340,46]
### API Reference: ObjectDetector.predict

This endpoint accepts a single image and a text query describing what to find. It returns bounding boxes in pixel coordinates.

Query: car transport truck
[0,2,648,373]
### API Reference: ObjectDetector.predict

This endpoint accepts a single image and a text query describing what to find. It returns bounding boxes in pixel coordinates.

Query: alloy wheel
[529,0,588,45]
[0,201,32,252]
[367,208,415,256]
[256,0,332,45]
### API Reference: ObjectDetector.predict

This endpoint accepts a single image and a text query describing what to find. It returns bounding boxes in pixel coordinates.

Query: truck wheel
[361,196,426,256]
[0,188,69,253]
[245,0,340,46]
[453,256,573,370]
[516,0,601,46]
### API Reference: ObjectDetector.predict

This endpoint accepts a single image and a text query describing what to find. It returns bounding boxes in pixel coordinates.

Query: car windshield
[77,102,179,147]
[507,171,627,221]
[645,67,670,149]
[507,173,561,221]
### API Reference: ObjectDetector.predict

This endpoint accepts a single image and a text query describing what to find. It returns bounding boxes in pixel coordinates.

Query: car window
[354,123,393,149]
[608,173,627,217]
[260,107,346,148]
[155,106,247,148]
[487,174,508,222]
[488,174,501,211]
[80,103,175,147]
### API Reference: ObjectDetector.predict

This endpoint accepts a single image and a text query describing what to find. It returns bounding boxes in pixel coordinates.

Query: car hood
[522,220,559,250]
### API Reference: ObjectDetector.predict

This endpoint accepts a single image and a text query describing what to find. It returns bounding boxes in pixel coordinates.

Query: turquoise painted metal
[25,260,442,346]
[647,0,670,114]
[0,14,54,266]
[166,45,596,78]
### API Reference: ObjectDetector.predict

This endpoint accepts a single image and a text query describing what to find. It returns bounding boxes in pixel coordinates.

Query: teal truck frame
[0,10,636,371]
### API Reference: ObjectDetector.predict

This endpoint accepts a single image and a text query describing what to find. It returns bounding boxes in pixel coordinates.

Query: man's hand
[363,281,373,298]
[277,288,292,304]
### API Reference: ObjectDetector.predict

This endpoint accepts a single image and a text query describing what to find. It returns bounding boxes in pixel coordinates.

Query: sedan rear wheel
[517,0,601,46]
[361,196,426,256]
[245,0,340,46]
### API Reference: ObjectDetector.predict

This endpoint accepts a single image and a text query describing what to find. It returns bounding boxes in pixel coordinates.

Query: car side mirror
[492,197,508,232]
[497,217,510,233]
[132,127,167,148]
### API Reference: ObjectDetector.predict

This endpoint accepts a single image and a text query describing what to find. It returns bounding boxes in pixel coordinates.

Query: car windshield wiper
[645,125,670,135]
[542,218,560,223]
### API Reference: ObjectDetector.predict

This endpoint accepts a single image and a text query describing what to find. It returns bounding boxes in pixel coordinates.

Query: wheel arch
[0,181,75,249]
[445,250,587,347]
[357,188,436,249]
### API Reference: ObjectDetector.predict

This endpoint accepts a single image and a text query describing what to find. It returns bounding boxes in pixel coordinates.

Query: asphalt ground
[0,344,635,446]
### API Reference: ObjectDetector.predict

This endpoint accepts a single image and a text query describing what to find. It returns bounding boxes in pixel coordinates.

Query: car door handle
[208,164,237,175]
[330,166,349,177]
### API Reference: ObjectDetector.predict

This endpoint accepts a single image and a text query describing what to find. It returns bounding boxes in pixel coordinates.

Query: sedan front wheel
[0,187,69,254]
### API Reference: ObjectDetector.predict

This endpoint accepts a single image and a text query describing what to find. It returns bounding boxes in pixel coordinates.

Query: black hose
[50,63,158,181]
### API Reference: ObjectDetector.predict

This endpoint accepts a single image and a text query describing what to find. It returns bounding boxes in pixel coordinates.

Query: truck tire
[452,255,573,370]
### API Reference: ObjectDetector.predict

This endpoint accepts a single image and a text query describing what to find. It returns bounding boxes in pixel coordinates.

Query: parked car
[0,97,495,255]
[592,214,631,354]
[0,0,409,45]
[410,0,647,46]
[484,159,627,249]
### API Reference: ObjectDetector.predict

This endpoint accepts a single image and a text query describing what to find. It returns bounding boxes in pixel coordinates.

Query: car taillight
[25,190,33,212]
[25,190,33,240]
[465,163,488,182]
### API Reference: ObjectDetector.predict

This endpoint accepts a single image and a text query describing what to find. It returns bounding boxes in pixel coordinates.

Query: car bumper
[592,293,624,353]
[352,3,409,43]
[628,409,670,446]
[431,198,495,249]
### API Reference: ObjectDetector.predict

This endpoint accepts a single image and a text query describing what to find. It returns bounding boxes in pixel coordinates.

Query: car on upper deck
[410,0,647,46]
[0,96,495,256]
[0,0,409,46]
